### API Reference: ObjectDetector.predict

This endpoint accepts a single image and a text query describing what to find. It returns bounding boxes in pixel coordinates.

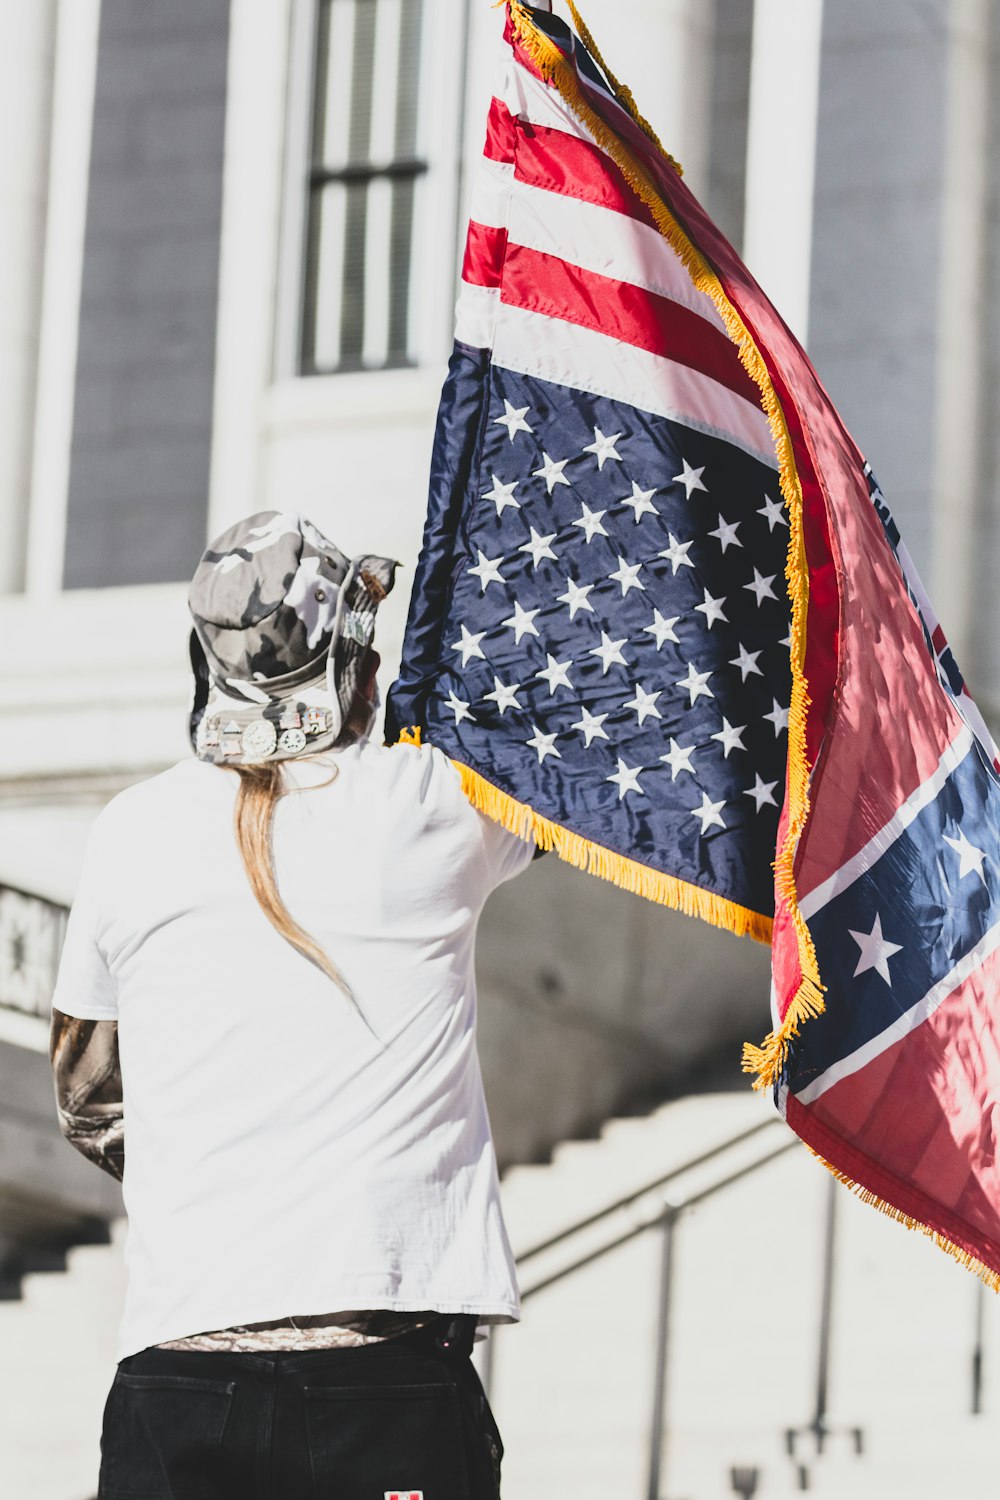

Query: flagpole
[449,0,474,326]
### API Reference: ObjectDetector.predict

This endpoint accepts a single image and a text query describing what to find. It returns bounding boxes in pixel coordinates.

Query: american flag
[388,4,791,939]
[388,2,1000,1284]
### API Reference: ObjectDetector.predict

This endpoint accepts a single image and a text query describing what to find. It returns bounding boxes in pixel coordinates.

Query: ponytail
[226,760,357,1006]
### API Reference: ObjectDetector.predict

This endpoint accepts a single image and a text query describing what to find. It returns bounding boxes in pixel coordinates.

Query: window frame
[281,0,465,381]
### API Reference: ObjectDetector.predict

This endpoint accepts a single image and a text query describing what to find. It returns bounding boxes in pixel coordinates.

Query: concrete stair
[1,1093,999,1498]
[0,1215,125,1500]
[482,1092,1000,1500]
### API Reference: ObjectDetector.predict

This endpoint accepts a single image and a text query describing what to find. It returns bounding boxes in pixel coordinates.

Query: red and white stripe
[456,54,776,469]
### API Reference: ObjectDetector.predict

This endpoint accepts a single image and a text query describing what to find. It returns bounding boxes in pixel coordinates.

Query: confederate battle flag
[387,2,1000,1286]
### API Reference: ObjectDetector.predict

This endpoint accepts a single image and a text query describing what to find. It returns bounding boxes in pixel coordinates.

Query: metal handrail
[485,1114,805,1500]
[520,1131,799,1302]
[516,1115,785,1273]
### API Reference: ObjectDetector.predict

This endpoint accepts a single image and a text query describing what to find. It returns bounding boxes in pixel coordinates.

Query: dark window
[302,0,426,375]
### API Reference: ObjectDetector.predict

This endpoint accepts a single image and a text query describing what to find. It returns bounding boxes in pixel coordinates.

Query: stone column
[0,4,57,595]
[744,0,825,347]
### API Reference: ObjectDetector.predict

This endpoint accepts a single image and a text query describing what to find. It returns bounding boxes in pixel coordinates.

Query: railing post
[972,1279,985,1416]
[812,1173,837,1450]
[480,1320,496,1404]
[647,1206,677,1500]
[786,1170,862,1469]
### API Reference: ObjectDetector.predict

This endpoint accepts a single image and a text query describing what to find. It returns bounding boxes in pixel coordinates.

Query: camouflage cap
[187,511,397,764]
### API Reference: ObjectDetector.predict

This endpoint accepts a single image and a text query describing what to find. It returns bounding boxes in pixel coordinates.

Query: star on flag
[757,494,787,531]
[444,691,474,725]
[494,400,533,441]
[536,655,575,694]
[711,718,746,758]
[730,644,763,680]
[468,551,505,591]
[482,475,520,515]
[573,503,609,542]
[572,706,610,746]
[608,758,644,799]
[849,912,903,986]
[608,557,645,595]
[620,481,659,522]
[584,427,624,469]
[623,684,662,726]
[519,528,559,568]
[660,739,696,779]
[658,534,695,574]
[709,515,742,552]
[534,452,571,493]
[943,829,987,884]
[745,774,779,810]
[484,676,522,715]
[676,663,714,705]
[694,588,728,629]
[745,569,778,606]
[557,577,595,618]
[673,459,708,499]
[526,724,561,763]
[691,792,726,832]
[644,610,680,649]
[763,698,789,734]
[452,624,486,666]
[502,600,541,644]
[590,632,629,674]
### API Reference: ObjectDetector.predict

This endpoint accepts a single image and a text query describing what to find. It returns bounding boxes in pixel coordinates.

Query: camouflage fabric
[188,512,397,764]
[155,1310,441,1352]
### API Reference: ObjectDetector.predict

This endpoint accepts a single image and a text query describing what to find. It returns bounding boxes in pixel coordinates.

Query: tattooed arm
[49,1008,125,1183]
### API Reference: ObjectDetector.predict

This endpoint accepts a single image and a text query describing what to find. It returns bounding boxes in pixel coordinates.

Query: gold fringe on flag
[396,726,771,937]
[456,759,773,943]
[562,1,680,173]
[809,1147,1000,1294]
[505,1,824,1089]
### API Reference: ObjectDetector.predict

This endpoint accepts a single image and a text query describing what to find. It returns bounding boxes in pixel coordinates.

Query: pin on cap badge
[343,608,373,646]
[241,720,278,759]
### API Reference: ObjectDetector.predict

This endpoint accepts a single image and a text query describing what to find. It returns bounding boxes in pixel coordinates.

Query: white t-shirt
[50,740,536,1362]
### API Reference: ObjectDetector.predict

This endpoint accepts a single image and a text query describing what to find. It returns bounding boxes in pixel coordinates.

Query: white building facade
[1,0,998,1489]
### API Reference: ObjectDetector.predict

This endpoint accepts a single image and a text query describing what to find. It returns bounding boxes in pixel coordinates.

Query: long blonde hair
[226,759,356,1004]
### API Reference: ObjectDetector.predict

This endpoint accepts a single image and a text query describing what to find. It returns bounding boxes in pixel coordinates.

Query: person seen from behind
[49,511,536,1499]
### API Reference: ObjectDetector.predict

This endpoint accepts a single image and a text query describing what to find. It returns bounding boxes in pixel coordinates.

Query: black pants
[97,1315,503,1499]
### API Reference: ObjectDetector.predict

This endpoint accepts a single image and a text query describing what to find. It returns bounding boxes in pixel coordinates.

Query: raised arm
[49,1008,125,1183]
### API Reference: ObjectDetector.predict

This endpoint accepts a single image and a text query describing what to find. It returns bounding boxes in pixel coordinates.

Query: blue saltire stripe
[787,741,1000,1095]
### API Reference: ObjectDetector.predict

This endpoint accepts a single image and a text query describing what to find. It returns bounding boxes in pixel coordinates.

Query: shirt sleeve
[475,806,538,892]
[50,813,118,1021]
[413,742,538,894]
